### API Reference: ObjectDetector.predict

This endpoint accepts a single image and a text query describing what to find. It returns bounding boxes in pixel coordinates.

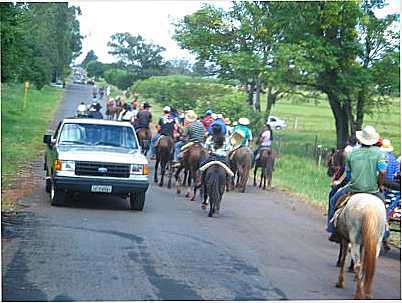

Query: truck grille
[75,162,130,178]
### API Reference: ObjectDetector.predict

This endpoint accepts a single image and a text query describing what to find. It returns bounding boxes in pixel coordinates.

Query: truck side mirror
[43,134,52,145]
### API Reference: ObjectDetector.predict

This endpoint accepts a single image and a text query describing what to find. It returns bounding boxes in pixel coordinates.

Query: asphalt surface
[2,83,401,301]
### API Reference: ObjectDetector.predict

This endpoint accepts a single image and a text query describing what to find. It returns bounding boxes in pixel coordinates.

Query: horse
[253,148,276,190]
[154,135,174,188]
[136,128,152,156]
[175,142,208,201]
[204,164,227,217]
[334,193,386,299]
[229,147,253,193]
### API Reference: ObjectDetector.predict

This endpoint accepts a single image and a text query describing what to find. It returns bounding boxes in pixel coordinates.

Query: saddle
[255,147,272,161]
[229,146,242,161]
[331,193,353,227]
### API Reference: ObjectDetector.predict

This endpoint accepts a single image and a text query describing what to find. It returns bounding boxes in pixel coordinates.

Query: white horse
[335,193,387,299]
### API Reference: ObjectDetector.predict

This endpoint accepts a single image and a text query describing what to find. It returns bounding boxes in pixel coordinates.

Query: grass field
[268,95,400,207]
[1,83,64,188]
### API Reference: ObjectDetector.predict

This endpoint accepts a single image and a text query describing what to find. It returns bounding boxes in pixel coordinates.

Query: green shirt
[232,125,252,146]
[346,146,387,193]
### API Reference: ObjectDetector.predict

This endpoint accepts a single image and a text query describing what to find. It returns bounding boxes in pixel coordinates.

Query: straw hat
[356,125,380,146]
[211,113,218,120]
[238,117,250,126]
[224,117,231,125]
[163,106,171,113]
[185,110,197,123]
[380,139,394,152]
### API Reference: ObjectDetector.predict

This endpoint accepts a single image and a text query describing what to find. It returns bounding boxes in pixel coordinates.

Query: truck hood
[57,145,148,165]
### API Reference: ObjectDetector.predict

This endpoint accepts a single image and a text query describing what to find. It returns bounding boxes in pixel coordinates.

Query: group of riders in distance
[75,88,400,299]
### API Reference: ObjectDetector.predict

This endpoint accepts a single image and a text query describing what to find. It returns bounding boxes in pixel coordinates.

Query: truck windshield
[58,123,138,149]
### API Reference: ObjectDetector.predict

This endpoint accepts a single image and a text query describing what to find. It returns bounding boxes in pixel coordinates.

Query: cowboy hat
[185,110,197,123]
[206,110,212,115]
[238,117,250,126]
[216,113,223,119]
[211,113,218,120]
[380,139,394,152]
[224,117,231,125]
[143,102,151,108]
[356,125,380,146]
[163,106,171,113]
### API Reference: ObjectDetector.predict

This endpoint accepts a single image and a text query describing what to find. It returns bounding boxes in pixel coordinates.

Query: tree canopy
[1,2,83,89]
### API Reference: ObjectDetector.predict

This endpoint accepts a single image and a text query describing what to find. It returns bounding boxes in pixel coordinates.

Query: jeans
[174,141,185,161]
[150,133,160,156]
[327,186,351,233]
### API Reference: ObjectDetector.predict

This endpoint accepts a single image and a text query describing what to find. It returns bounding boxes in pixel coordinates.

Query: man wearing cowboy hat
[134,102,152,130]
[327,125,387,243]
[231,117,253,149]
[173,110,206,162]
[380,139,400,190]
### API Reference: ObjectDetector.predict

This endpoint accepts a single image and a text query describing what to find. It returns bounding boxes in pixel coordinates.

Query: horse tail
[208,167,221,212]
[361,207,378,292]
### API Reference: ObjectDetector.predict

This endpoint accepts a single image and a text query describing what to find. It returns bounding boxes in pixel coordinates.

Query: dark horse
[175,142,208,201]
[154,135,174,188]
[253,148,275,190]
[204,164,227,217]
[229,147,253,193]
[136,128,152,156]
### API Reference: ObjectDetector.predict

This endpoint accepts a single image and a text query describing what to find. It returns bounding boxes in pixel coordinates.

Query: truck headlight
[55,160,75,171]
[131,164,149,175]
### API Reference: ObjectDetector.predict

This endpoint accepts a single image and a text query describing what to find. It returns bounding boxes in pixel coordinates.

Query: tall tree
[81,50,98,68]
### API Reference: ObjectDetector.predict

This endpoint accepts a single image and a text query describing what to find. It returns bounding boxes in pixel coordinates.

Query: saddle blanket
[199,160,234,177]
[331,194,353,227]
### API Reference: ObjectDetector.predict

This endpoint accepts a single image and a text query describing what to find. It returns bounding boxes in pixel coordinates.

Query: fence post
[317,145,322,166]
[294,117,298,129]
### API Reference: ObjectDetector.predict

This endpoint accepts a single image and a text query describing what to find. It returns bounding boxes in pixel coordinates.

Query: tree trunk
[265,86,277,120]
[355,91,365,131]
[254,77,261,112]
[247,82,254,106]
[327,92,349,149]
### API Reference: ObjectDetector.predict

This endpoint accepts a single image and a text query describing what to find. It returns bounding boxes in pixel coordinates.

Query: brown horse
[253,148,275,190]
[175,142,208,201]
[229,147,253,193]
[154,135,174,188]
[335,193,386,299]
[136,128,152,156]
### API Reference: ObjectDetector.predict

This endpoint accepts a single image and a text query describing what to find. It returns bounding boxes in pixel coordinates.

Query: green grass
[267,95,400,206]
[1,83,64,187]
[95,79,122,98]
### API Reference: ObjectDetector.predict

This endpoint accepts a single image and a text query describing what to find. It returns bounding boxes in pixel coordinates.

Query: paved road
[2,83,401,301]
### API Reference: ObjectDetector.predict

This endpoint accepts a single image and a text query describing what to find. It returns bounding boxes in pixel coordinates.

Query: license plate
[91,185,112,193]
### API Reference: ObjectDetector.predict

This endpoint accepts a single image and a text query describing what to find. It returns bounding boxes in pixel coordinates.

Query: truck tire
[50,180,65,206]
[45,177,51,193]
[129,191,145,211]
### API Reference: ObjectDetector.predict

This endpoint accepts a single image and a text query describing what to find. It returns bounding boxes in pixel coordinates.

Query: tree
[104,68,134,90]
[274,1,399,148]
[107,32,168,81]
[86,61,105,79]
[81,50,98,68]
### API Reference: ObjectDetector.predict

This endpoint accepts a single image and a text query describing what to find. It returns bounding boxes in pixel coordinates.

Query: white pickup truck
[43,118,149,210]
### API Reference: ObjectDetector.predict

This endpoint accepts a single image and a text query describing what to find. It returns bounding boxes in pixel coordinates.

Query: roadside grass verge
[95,79,122,98]
[1,83,64,189]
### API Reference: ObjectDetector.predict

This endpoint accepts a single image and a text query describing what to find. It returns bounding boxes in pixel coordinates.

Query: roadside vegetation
[1,83,64,188]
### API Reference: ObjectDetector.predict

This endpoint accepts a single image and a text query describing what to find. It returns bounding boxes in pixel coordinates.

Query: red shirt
[201,116,213,129]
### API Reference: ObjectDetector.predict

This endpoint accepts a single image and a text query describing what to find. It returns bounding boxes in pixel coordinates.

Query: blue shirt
[208,119,227,135]
[385,152,400,181]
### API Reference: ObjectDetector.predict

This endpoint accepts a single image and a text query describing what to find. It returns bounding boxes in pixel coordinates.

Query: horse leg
[187,170,192,187]
[154,158,159,183]
[253,166,258,186]
[208,192,214,217]
[336,239,348,288]
[167,163,173,189]
[350,243,364,299]
[259,169,263,189]
[175,165,183,194]
[159,162,165,187]
[263,169,267,190]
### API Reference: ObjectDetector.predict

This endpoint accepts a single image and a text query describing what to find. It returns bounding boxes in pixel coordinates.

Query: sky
[72,0,400,65]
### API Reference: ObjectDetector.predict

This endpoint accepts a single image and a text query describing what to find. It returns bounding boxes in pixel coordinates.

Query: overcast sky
[72,0,400,65]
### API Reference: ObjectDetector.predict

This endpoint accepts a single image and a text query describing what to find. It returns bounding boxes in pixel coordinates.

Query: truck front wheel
[129,191,145,211]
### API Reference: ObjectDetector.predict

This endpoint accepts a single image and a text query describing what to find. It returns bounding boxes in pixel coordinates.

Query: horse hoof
[185,193,190,198]
[201,204,206,209]
[159,183,163,187]
[208,213,213,217]
[335,282,344,289]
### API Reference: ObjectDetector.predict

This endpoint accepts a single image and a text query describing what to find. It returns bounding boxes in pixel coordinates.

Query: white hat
[238,117,250,126]
[211,113,218,120]
[163,106,171,112]
[356,125,380,146]
[216,113,223,119]
[184,110,197,122]
[380,139,394,152]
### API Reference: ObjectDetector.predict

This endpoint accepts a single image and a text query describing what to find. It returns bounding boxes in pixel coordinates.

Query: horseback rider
[253,123,273,167]
[134,102,152,130]
[76,102,88,117]
[231,117,253,149]
[150,106,178,160]
[208,113,227,136]
[201,110,214,130]
[380,139,400,191]
[327,125,388,243]
[118,103,135,123]
[87,102,103,119]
